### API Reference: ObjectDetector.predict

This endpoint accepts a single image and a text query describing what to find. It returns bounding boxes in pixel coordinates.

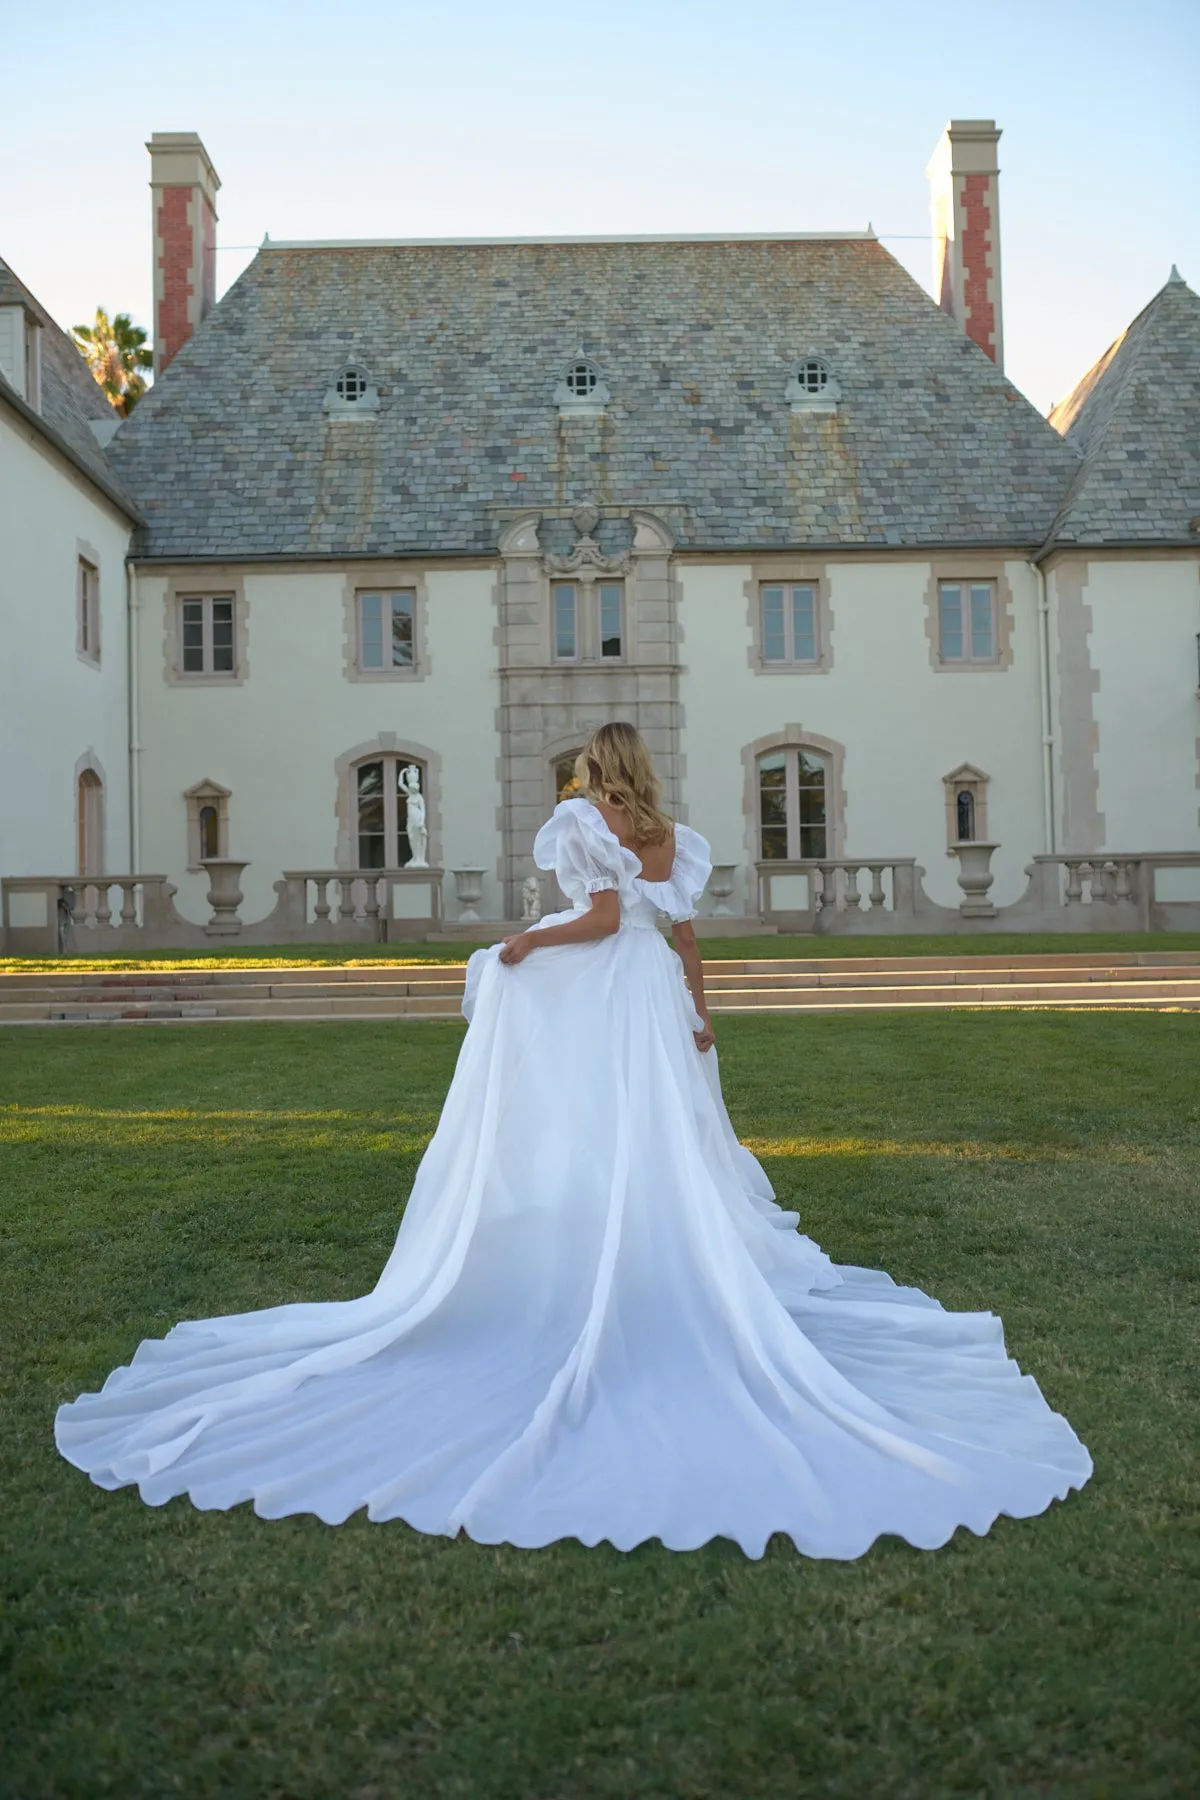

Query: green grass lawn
[2,1014,1197,1799]
[3,930,1200,973]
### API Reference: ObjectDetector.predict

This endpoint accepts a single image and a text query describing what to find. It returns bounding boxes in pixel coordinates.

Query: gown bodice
[533,797,713,931]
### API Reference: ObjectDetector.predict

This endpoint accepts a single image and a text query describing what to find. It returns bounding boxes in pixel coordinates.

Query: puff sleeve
[636,824,713,923]
[532,799,641,909]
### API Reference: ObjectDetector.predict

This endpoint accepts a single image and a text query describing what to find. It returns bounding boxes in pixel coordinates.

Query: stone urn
[200,858,249,936]
[452,867,487,925]
[708,864,738,916]
[949,842,999,918]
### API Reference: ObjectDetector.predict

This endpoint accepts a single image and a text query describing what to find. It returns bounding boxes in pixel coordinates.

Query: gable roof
[107,234,1081,561]
[0,256,140,519]
[1044,270,1200,549]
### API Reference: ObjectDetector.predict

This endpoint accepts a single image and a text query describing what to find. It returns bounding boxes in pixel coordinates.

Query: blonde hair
[575,722,673,848]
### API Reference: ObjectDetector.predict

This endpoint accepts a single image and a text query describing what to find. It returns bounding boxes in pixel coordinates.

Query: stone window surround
[74,749,107,879]
[744,560,834,675]
[76,539,101,667]
[184,777,231,870]
[547,575,628,666]
[333,732,443,871]
[341,567,431,683]
[943,762,990,848]
[923,556,1015,672]
[740,724,847,870]
[163,569,248,686]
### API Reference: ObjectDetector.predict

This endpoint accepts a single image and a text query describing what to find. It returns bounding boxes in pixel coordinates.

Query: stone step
[4,949,1200,995]
[3,976,1200,1023]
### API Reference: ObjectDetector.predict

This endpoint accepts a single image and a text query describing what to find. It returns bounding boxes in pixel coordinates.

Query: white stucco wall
[1084,557,1200,851]
[134,566,501,925]
[0,405,132,878]
[677,558,1048,910]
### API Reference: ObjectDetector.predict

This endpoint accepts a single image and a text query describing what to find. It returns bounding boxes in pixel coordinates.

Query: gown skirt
[55,800,1092,1559]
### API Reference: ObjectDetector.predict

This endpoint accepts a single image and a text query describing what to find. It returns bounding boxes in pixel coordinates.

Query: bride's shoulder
[672,821,712,862]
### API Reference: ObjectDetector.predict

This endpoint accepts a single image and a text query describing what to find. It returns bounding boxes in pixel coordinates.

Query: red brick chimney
[147,132,220,377]
[926,120,1003,370]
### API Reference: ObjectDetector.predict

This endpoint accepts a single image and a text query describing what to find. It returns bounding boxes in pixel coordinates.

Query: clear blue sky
[4,0,1197,412]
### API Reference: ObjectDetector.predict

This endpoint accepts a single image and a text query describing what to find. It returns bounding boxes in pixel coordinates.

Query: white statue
[400,764,429,867]
[521,875,542,922]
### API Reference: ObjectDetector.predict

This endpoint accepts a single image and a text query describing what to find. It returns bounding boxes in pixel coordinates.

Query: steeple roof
[1045,270,1200,549]
[0,255,139,517]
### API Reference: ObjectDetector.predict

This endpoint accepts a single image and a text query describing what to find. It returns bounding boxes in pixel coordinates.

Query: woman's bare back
[593,800,676,883]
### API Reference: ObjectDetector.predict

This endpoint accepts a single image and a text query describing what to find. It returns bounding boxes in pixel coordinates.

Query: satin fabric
[55,799,1092,1557]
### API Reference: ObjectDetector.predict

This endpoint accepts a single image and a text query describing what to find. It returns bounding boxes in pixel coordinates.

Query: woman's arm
[670,919,715,1052]
[498,889,620,964]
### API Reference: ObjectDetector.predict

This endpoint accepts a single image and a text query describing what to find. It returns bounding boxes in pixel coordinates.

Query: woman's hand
[498,933,534,966]
[694,1012,715,1054]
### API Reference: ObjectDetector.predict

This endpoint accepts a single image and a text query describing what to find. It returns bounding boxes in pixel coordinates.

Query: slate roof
[106,235,1083,561]
[0,256,139,517]
[1045,270,1200,548]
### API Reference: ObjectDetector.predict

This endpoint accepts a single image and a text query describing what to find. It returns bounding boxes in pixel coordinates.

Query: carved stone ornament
[543,507,631,577]
[543,537,631,577]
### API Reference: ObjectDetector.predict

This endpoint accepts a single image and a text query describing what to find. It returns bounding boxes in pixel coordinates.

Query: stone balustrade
[4,847,1198,954]
[274,868,445,939]
[755,859,922,932]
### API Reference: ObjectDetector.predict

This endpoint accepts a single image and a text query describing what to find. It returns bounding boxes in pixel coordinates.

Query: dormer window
[554,351,610,417]
[336,366,369,402]
[564,360,597,398]
[786,356,840,414]
[324,364,379,419]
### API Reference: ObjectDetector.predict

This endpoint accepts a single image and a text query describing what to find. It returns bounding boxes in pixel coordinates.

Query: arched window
[76,768,105,878]
[757,748,827,860]
[956,789,976,842]
[355,756,425,868]
[554,751,584,802]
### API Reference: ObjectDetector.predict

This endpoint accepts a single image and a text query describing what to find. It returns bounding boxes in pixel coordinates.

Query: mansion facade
[2,123,1198,940]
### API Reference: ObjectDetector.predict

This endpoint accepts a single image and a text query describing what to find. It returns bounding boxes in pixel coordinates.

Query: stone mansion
[1,121,1198,943]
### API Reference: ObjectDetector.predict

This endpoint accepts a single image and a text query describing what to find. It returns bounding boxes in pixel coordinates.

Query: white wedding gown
[56,799,1092,1558]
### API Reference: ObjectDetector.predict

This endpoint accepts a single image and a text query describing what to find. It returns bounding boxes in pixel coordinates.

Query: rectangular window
[598,582,623,658]
[938,581,997,663]
[77,558,99,662]
[553,583,578,659]
[358,590,415,672]
[796,749,827,858]
[179,595,236,676]
[761,583,818,664]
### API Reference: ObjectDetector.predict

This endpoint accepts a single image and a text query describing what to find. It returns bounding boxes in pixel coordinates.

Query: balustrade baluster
[1064,861,1084,904]
[313,877,331,925]
[1088,861,1108,903]
[119,881,138,928]
[843,864,862,911]
[867,865,887,909]
[94,883,112,929]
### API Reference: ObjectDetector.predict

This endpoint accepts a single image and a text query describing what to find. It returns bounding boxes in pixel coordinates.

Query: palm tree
[71,308,153,416]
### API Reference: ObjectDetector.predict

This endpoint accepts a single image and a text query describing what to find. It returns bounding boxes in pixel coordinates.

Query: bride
[56,723,1092,1558]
